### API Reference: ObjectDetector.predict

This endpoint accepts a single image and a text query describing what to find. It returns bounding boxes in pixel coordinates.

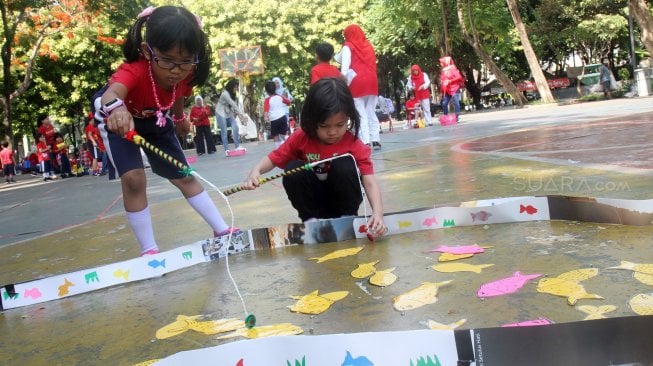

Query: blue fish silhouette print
[341,351,373,366]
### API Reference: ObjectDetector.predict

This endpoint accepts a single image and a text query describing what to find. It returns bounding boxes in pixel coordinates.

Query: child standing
[245,77,386,237]
[1,141,16,184]
[263,80,291,148]
[36,133,57,181]
[97,5,237,256]
[310,43,342,84]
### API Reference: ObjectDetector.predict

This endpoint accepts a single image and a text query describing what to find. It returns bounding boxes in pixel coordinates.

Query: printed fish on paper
[369,267,397,287]
[288,290,349,315]
[351,260,380,279]
[470,210,492,222]
[519,204,538,215]
[393,280,452,311]
[502,318,553,327]
[422,216,438,227]
[432,262,494,273]
[216,323,303,339]
[58,278,75,297]
[577,305,617,320]
[113,269,129,281]
[629,293,653,315]
[477,271,542,298]
[536,268,603,305]
[341,351,373,366]
[425,318,467,330]
[429,244,492,255]
[308,247,363,263]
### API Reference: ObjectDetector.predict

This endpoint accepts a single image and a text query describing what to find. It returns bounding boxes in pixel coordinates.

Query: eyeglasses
[147,44,198,71]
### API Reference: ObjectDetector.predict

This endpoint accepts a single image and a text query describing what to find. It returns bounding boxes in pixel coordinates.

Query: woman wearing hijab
[439,56,465,122]
[406,64,432,126]
[335,24,381,149]
[272,77,294,119]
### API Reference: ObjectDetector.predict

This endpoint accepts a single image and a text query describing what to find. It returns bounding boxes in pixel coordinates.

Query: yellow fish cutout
[426,318,467,330]
[393,280,453,311]
[217,323,303,339]
[609,261,653,275]
[369,267,397,287]
[308,247,363,263]
[156,315,245,339]
[398,221,412,228]
[288,290,349,315]
[536,268,603,306]
[432,263,494,273]
[577,305,617,320]
[633,271,653,286]
[113,268,129,281]
[132,360,160,366]
[629,293,653,315]
[438,253,474,262]
[351,260,380,279]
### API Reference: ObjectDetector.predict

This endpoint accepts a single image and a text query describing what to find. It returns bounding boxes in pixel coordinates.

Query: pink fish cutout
[24,287,42,299]
[430,245,486,255]
[477,271,542,298]
[502,318,553,327]
[422,216,438,227]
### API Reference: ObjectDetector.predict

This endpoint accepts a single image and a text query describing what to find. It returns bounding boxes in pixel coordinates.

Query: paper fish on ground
[308,247,363,263]
[577,305,617,320]
[426,318,467,330]
[519,204,538,215]
[369,267,397,287]
[477,272,542,298]
[438,253,474,262]
[429,244,491,255]
[288,290,349,315]
[629,293,653,315]
[536,268,603,305]
[470,211,492,222]
[113,269,129,281]
[432,262,494,273]
[156,315,245,339]
[217,323,303,339]
[393,280,452,311]
[633,272,653,286]
[608,261,653,275]
[502,318,552,327]
[351,260,380,279]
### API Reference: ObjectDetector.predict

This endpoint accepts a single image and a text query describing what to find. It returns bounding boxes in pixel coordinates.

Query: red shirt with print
[36,141,50,162]
[110,58,193,119]
[268,129,373,175]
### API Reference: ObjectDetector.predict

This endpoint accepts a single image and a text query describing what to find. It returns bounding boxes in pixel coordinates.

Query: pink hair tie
[137,6,155,19]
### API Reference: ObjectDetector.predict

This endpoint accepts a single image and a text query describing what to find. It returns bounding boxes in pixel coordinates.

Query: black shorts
[99,117,188,180]
[270,115,289,136]
[3,164,15,176]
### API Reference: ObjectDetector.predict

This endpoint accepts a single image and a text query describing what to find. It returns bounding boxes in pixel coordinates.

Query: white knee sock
[187,190,229,234]
[126,206,158,254]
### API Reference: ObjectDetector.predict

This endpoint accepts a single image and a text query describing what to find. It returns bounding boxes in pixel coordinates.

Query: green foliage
[409,354,442,366]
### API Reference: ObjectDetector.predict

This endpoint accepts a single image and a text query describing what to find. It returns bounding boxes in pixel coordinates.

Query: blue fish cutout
[342,350,373,366]
[148,259,166,269]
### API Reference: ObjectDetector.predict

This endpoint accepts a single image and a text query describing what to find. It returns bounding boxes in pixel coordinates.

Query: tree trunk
[629,0,653,59]
[441,0,450,55]
[457,0,527,106]
[506,0,555,103]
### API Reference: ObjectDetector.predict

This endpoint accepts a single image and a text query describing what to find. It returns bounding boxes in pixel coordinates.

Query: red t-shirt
[37,123,56,147]
[189,105,211,127]
[110,58,193,119]
[405,98,419,115]
[85,123,105,151]
[310,63,343,84]
[268,129,373,175]
[0,148,13,166]
[36,141,50,162]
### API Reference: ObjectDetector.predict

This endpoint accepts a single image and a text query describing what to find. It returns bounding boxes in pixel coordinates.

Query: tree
[456,0,527,106]
[629,0,653,57]
[506,0,555,103]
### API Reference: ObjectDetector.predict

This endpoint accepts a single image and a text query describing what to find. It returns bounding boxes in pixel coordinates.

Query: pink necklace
[147,60,177,127]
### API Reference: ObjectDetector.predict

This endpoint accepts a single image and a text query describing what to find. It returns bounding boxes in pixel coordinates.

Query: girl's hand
[106,107,134,137]
[366,213,387,238]
[244,172,261,190]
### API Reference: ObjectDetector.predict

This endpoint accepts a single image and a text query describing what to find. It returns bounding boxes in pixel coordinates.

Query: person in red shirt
[96,6,236,256]
[1,141,16,184]
[404,91,423,128]
[439,56,465,121]
[36,133,57,181]
[52,133,72,178]
[84,117,102,175]
[244,77,386,238]
[189,95,216,155]
[310,43,343,85]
